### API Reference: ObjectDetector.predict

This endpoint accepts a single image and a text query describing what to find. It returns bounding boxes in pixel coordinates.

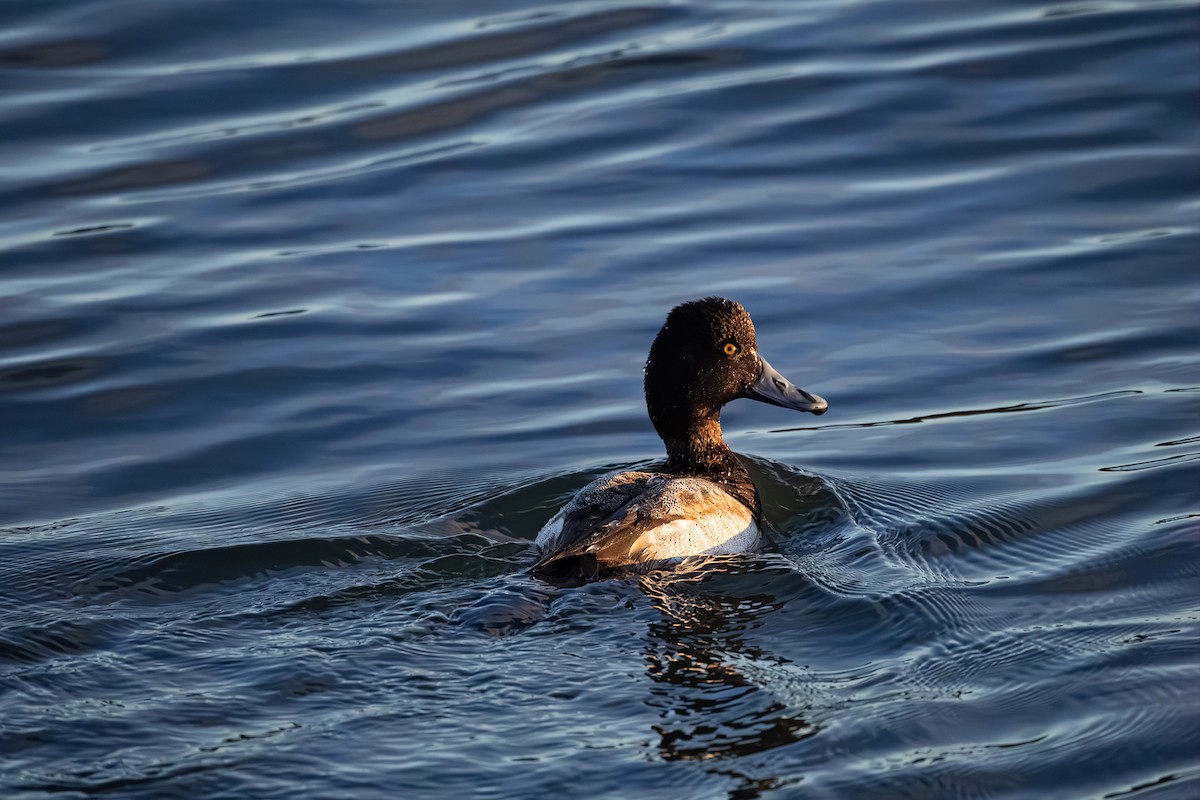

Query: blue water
[2,1,1198,798]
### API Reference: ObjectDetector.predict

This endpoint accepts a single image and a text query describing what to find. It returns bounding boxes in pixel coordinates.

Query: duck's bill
[744,355,828,415]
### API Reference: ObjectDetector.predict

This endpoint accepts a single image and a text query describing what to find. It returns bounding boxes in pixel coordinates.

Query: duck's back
[531,470,759,584]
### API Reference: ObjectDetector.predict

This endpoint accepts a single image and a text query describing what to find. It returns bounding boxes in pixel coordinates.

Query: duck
[531,296,827,585]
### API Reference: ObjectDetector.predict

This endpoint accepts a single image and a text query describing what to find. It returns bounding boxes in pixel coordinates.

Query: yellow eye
[723,342,739,356]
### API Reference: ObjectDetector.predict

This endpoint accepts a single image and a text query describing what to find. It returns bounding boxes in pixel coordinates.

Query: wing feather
[530,473,754,585]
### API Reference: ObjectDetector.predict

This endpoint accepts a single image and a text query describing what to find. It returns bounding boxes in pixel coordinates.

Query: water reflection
[638,565,818,765]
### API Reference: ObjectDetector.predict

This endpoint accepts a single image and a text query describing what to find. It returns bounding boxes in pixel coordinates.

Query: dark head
[644,297,827,471]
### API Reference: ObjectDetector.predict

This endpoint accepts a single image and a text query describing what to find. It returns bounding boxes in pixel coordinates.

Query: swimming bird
[531,297,827,585]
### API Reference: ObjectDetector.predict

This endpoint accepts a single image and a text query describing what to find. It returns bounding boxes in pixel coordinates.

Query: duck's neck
[651,409,759,515]
[658,416,742,476]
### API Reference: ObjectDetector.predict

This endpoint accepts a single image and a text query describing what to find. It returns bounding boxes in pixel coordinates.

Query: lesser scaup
[531,297,827,584]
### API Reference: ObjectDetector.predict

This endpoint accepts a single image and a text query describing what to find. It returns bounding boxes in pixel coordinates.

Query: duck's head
[644,297,826,457]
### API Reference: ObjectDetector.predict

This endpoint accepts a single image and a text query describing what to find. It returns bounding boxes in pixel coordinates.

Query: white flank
[534,506,566,551]
[639,514,759,562]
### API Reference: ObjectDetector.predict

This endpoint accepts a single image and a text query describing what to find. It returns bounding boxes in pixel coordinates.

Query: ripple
[0,38,107,68]
[51,221,135,237]
[51,158,211,195]
[0,616,133,665]
[1100,451,1200,472]
[0,356,104,391]
[775,389,1145,433]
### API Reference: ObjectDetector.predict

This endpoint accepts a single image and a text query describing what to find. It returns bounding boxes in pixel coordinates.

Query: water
[2,0,1198,797]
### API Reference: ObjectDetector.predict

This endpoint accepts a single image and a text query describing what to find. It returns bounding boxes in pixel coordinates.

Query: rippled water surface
[2,1,1199,797]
